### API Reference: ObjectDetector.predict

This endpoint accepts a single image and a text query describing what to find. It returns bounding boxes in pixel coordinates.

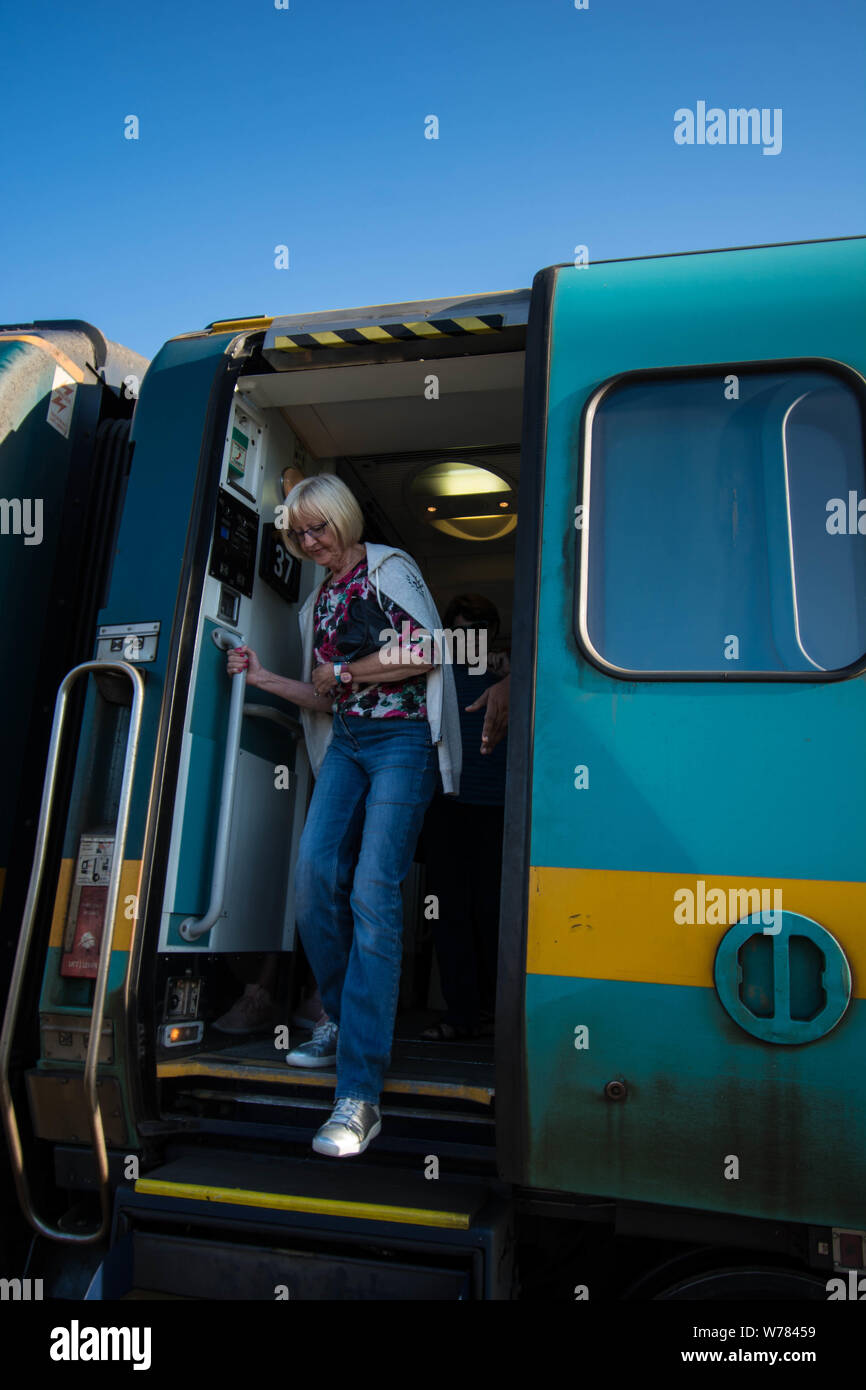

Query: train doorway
[148,329,527,1174]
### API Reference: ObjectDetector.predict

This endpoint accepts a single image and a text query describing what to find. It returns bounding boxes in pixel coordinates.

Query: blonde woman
[227,475,461,1156]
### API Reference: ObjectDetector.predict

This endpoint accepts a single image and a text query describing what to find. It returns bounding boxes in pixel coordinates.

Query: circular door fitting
[713,911,851,1044]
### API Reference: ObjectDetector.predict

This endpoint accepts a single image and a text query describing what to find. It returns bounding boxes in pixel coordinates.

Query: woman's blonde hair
[279,474,364,561]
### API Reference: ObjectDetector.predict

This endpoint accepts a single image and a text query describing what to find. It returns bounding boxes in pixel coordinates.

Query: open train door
[502,237,866,1292]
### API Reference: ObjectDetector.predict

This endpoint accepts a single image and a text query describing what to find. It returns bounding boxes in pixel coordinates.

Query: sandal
[421,1021,474,1042]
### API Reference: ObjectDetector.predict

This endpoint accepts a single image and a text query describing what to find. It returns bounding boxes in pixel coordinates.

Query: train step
[158,1034,497,1166]
[158,1033,496,1107]
[92,1147,515,1299]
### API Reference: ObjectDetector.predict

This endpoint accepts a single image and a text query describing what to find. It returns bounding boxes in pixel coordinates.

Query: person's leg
[334,722,437,1103]
[293,723,368,1025]
[212,953,279,1034]
[422,797,480,1032]
[253,954,278,996]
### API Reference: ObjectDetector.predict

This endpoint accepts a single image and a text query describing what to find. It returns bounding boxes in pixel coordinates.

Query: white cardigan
[296,542,462,795]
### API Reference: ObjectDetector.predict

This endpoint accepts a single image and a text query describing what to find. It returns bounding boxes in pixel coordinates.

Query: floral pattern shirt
[313,556,428,719]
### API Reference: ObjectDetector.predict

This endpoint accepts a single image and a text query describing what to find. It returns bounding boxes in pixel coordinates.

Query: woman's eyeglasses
[289,520,329,543]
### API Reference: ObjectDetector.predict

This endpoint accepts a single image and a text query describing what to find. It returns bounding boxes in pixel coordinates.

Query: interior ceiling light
[408,460,517,541]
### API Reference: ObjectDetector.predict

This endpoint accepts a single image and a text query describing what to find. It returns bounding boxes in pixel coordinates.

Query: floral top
[313,556,428,718]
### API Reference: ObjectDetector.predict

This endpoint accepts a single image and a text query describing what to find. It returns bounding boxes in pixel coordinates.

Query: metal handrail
[0,659,145,1243]
[179,629,247,942]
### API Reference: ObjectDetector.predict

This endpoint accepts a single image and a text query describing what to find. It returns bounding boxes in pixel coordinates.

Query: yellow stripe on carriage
[47,858,142,952]
[208,316,274,333]
[356,325,398,342]
[452,316,499,333]
[402,320,447,337]
[526,865,866,994]
[309,331,350,346]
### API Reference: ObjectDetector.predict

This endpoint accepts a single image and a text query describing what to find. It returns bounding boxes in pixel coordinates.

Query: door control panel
[209,488,259,598]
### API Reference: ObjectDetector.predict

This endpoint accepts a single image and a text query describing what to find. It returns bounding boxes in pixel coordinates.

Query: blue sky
[1,0,863,361]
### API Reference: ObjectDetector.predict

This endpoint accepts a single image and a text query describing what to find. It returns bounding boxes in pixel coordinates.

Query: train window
[576,363,866,678]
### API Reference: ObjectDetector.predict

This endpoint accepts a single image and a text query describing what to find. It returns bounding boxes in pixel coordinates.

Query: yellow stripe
[356,325,397,343]
[402,320,447,338]
[134,1178,471,1229]
[208,317,274,333]
[48,860,74,948]
[309,331,348,347]
[48,858,142,952]
[527,865,866,993]
[270,319,495,349]
[156,1056,493,1105]
[452,316,498,334]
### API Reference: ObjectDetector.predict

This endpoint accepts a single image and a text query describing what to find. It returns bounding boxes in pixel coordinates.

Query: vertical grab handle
[178,629,247,943]
[0,660,145,1244]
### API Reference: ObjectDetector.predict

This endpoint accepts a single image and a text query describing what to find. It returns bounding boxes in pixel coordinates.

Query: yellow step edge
[134,1178,471,1229]
[156,1057,493,1106]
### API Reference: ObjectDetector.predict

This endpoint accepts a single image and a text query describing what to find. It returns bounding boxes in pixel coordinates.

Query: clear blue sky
[1,0,863,362]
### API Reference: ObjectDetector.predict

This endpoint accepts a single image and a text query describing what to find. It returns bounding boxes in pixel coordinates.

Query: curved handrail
[0,660,145,1243]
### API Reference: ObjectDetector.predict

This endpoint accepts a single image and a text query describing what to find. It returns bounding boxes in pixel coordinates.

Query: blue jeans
[294,713,438,1104]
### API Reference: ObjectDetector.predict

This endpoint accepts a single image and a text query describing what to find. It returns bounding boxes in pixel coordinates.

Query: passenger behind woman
[421,595,509,1042]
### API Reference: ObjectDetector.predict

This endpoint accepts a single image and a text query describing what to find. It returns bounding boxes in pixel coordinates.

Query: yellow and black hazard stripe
[272,314,504,353]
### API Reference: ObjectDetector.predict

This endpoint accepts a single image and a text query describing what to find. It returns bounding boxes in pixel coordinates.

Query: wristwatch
[334,662,353,685]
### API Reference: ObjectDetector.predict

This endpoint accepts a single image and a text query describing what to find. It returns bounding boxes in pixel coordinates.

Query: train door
[146,302,527,1178]
[507,237,866,1274]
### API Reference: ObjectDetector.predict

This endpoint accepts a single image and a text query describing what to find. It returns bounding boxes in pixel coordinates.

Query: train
[2,236,865,1300]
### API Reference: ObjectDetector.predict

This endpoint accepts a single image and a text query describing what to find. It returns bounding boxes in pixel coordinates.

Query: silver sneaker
[313,1098,382,1157]
[285,1016,338,1068]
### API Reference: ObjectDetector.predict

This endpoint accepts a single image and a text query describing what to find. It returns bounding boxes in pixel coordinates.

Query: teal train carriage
[0,322,147,946]
[0,322,147,1271]
[3,238,865,1300]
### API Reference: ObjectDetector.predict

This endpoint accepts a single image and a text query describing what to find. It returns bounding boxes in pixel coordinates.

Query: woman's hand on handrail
[227,644,265,686]
[227,646,332,712]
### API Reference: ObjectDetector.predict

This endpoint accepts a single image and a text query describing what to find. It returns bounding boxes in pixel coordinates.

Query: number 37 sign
[258,523,300,604]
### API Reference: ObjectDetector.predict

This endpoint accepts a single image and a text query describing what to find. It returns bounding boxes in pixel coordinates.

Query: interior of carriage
[155,336,526,1148]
